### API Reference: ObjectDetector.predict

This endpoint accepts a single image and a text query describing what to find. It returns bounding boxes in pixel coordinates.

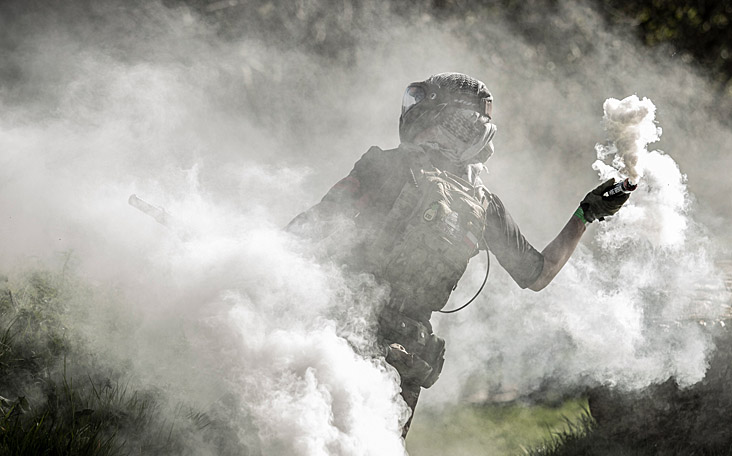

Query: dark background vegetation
[179,0,732,102]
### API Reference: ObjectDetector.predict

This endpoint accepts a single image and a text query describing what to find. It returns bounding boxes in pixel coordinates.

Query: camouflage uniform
[288,143,544,435]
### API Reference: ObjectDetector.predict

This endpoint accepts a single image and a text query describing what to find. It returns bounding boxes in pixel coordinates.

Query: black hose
[438,248,489,314]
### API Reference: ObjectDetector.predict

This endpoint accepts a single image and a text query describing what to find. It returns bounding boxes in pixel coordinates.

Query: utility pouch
[379,308,447,389]
[420,334,445,389]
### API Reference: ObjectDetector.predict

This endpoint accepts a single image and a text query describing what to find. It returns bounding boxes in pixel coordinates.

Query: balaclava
[399,72,497,180]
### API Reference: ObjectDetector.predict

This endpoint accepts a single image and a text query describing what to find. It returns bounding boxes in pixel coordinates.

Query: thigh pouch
[378,307,446,389]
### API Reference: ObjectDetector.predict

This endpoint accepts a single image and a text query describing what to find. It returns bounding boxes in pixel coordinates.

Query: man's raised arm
[529,179,631,291]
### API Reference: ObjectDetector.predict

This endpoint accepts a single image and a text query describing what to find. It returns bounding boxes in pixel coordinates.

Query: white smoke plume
[594,95,662,184]
[435,95,729,406]
[593,95,687,248]
[0,2,412,454]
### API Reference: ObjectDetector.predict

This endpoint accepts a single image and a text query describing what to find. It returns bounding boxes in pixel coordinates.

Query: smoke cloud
[1,0,731,454]
[434,94,728,406]
[595,95,662,184]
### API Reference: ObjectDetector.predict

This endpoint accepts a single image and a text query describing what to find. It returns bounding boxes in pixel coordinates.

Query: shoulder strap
[475,184,492,211]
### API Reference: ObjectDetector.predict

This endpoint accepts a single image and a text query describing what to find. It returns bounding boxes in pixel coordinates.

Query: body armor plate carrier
[371,161,491,388]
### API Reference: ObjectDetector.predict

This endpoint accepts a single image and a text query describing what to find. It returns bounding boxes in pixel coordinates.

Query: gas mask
[399,73,497,165]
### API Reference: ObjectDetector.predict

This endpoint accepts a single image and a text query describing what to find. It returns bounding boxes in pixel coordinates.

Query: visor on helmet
[401,85,426,115]
[480,97,493,120]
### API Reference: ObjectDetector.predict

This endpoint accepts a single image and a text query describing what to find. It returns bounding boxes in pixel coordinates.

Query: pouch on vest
[370,168,490,315]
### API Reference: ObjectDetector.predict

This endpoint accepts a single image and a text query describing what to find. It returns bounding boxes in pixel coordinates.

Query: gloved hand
[580,179,630,222]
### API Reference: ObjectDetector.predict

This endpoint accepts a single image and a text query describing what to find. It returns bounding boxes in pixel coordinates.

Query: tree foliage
[599,1,732,93]
[181,0,732,97]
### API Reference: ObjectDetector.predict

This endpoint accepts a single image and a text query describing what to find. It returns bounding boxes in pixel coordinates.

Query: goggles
[401,83,493,120]
[401,85,426,115]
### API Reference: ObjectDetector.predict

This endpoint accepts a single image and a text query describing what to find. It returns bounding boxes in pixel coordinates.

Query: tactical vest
[367,162,490,322]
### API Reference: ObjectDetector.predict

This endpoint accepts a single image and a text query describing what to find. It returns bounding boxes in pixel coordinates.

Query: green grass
[0,270,152,455]
[0,268,226,456]
[406,398,589,456]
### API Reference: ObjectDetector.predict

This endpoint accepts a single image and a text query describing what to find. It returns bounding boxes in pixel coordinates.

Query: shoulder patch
[423,202,439,221]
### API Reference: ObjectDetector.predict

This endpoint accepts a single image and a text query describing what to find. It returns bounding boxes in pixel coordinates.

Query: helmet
[399,72,497,164]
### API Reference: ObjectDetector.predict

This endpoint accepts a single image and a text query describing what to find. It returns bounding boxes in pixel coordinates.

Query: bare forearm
[528,214,586,291]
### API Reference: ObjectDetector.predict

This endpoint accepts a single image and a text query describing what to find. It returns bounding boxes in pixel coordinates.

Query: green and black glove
[576,179,630,223]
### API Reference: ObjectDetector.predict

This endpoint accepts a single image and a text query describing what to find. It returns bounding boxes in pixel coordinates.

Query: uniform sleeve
[320,146,390,209]
[482,193,544,289]
[285,146,387,235]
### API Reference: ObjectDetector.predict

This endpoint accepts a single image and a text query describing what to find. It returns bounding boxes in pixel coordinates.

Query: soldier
[287,72,629,436]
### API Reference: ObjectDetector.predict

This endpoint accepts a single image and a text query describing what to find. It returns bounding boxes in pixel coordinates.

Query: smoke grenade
[128,194,172,227]
[604,178,638,197]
